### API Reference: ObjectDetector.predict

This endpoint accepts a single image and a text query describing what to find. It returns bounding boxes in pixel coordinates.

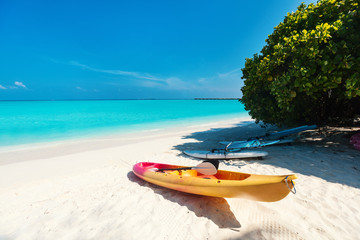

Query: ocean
[0,100,249,147]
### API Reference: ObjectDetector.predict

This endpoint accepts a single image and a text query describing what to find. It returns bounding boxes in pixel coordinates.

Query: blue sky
[0,0,316,100]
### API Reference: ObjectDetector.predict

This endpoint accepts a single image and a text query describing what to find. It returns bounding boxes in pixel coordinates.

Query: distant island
[194,98,239,100]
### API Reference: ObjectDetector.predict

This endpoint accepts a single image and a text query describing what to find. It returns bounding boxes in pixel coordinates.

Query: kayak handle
[156,167,193,172]
[284,176,296,194]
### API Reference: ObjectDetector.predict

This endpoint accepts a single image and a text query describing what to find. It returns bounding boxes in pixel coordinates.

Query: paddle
[156,160,219,175]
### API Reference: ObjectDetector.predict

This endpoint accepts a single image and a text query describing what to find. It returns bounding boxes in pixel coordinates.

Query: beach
[0,118,359,240]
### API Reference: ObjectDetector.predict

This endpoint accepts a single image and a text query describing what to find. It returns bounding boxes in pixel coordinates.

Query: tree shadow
[173,122,360,189]
[174,121,268,153]
[127,171,241,229]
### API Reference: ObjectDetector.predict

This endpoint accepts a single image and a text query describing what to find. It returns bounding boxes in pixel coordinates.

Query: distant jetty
[194,98,240,100]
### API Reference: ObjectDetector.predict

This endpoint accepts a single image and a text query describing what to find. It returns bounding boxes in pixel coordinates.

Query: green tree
[240,0,360,126]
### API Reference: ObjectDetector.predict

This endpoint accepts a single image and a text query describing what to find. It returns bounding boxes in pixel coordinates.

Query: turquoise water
[0,100,249,147]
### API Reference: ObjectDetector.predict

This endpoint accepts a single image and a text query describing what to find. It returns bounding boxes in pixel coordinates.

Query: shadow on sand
[127,171,241,230]
[173,122,360,189]
[173,121,267,153]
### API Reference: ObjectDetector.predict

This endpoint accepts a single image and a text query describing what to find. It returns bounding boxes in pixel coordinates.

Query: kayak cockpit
[215,171,251,181]
[159,168,251,181]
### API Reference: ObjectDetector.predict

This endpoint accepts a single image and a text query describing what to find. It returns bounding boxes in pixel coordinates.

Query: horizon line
[0,98,240,102]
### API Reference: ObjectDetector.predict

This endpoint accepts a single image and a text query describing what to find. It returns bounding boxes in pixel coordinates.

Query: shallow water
[0,100,248,146]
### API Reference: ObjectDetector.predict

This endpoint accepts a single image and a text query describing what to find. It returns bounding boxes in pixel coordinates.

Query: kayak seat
[180,170,198,177]
[164,170,199,177]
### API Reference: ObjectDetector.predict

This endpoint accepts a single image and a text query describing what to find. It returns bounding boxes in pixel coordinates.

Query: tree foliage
[240,0,360,126]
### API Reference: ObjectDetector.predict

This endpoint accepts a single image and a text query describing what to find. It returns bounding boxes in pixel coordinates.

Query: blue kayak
[220,138,294,150]
[219,125,316,150]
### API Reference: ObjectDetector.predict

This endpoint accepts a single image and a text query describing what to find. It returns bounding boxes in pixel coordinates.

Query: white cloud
[164,77,195,90]
[191,67,243,95]
[0,82,28,90]
[76,86,99,92]
[14,81,27,88]
[61,60,242,95]
[68,61,163,82]
[76,86,87,92]
[198,78,207,83]
[195,68,242,86]
[217,68,242,79]
[68,61,184,89]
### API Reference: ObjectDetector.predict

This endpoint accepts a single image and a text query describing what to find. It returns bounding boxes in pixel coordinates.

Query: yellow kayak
[133,162,297,202]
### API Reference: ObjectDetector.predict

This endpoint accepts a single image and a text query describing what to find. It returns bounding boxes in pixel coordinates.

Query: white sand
[0,118,359,240]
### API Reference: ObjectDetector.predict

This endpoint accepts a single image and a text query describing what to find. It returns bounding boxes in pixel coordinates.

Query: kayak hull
[133,162,297,202]
[183,150,268,159]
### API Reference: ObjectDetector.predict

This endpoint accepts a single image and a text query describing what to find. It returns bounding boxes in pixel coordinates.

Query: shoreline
[0,116,252,165]
[0,117,359,239]
[0,100,249,149]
